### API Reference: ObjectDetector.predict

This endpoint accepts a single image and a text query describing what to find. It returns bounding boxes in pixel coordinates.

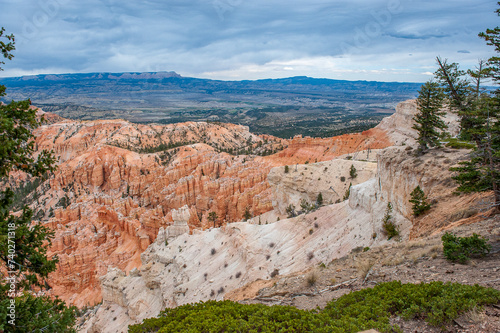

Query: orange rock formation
[19,110,393,306]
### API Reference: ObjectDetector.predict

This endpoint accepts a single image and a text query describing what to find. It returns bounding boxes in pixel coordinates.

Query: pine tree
[412,81,447,154]
[243,207,252,221]
[382,202,399,240]
[349,164,357,179]
[316,193,323,206]
[435,57,489,145]
[409,186,431,216]
[208,211,218,228]
[434,5,500,211]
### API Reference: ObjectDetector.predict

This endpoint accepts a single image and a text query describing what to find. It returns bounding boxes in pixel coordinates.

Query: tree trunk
[494,183,500,214]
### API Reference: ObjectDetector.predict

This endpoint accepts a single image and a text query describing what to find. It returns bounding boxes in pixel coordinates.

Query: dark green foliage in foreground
[0,292,77,333]
[442,232,491,264]
[129,281,500,333]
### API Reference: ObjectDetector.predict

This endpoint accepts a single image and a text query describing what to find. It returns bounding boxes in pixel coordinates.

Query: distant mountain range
[0,71,423,137]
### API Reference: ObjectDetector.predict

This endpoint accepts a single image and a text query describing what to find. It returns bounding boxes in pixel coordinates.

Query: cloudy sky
[0,0,498,82]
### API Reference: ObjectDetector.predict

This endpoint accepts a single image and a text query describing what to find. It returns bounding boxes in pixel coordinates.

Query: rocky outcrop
[268,159,377,215]
[268,128,392,165]
[86,142,467,332]
[376,146,486,238]
[164,205,190,240]
[376,99,460,145]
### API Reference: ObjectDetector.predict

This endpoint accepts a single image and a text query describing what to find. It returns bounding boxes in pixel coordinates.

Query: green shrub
[442,232,491,264]
[285,204,296,218]
[409,185,431,216]
[284,165,289,173]
[444,138,475,149]
[323,281,500,330]
[300,199,315,213]
[129,281,500,333]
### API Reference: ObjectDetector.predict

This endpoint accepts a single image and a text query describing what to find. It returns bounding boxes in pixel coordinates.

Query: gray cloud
[0,0,498,82]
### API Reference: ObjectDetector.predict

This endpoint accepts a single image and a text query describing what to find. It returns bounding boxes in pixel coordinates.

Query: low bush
[306,272,317,286]
[300,199,315,213]
[442,232,491,264]
[129,281,500,333]
[444,138,475,149]
[285,204,296,218]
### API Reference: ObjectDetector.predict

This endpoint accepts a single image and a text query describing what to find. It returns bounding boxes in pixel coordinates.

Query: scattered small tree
[284,165,289,173]
[382,202,399,240]
[349,164,357,179]
[409,186,431,216]
[343,183,352,201]
[243,207,252,221]
[316,193,323,206]
[208,211,218,228]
